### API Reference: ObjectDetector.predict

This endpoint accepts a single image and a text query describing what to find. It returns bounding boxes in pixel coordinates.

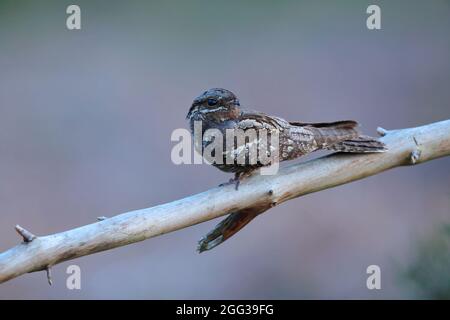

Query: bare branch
[377,127,389,136]
[0,120,449,284]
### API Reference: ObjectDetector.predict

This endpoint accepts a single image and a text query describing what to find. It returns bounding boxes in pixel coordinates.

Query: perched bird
[187,88,386,252]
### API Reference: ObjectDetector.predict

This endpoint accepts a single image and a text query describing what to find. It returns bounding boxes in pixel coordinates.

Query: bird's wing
[237,109,288,130]
[213,110,285,169]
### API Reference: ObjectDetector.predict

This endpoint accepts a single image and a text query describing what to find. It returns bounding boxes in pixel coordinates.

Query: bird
[187,88,386,252]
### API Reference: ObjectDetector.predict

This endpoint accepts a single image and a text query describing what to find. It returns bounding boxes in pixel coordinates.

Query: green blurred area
[403,225,450,299]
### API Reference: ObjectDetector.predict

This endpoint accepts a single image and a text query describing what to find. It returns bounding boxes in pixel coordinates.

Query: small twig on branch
[0,119,449,284]
[14,225,36,243]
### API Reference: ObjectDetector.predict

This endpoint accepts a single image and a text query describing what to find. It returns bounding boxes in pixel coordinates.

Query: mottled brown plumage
[187,88,386,252]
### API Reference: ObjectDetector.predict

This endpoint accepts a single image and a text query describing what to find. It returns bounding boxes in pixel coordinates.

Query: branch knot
[410,136,422,164]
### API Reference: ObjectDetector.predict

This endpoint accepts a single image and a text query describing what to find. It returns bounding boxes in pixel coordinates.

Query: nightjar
[187,88,386,252]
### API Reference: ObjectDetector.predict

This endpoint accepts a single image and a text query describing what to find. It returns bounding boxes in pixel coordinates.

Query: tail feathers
[297,120,361,147]
[328,135,387,153]
[289,120,358,130]
[198,207,266,253]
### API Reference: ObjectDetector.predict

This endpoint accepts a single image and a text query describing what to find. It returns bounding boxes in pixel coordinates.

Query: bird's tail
[327,135,387,153]
[198,206,269,253]
[291,120,360,146]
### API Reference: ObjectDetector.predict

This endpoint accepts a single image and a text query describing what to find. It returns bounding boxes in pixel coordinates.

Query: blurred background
[0,0,449,299]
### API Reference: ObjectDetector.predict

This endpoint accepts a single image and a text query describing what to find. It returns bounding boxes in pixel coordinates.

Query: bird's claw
[219,173,242,190]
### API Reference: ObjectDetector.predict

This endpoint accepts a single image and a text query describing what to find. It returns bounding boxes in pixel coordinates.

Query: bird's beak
[186,103,197,119]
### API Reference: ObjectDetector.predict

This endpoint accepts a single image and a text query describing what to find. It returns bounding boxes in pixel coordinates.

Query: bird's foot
[219,172,254,190]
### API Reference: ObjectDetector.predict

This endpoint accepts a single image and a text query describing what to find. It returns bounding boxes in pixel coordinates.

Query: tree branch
[0,120,449,284]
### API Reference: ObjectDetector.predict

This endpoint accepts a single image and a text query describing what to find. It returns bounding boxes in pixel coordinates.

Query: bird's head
[187,88,241,122]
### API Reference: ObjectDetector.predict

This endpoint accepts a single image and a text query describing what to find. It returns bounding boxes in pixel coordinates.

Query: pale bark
[0,119,449,284]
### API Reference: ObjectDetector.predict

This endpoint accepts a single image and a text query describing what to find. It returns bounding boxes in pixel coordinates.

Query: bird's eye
[207,98,218,106]
[235,100,240,106]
